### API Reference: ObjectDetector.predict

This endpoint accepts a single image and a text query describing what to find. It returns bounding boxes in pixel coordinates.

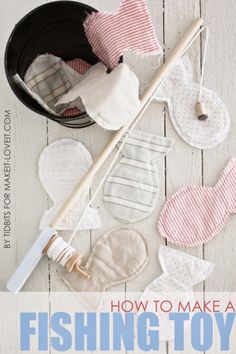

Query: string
[198,27,209,101]
[67,25,209,245]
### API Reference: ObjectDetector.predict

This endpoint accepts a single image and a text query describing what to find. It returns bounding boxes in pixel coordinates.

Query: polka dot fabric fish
[103,130,173,223]
[155,56,230,149]
[141,246,215,340]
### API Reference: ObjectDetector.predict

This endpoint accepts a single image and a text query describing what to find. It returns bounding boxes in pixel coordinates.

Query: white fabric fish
[39,139,101,231]
[57,63,142,130]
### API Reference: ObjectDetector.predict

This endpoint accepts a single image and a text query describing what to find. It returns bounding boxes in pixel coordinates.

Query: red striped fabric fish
[158,158,236,247]
[84,0,162,70]
[64,58,91,117]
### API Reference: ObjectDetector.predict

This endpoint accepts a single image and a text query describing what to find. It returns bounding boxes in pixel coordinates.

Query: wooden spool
[43,236,90,279]
[195,101,208,121]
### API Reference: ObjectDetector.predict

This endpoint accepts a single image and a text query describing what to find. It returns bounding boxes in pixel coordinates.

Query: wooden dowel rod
[50,18,203,230]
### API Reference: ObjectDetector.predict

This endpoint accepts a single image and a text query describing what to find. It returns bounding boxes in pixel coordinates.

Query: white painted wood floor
[0,0,236,352]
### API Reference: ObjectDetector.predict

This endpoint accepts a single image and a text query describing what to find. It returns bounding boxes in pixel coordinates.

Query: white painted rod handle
[51,18,204,229]
[6,228,56,293]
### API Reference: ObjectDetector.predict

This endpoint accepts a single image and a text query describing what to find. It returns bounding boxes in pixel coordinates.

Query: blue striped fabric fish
[103,130,173,223]
[22,54,84,115]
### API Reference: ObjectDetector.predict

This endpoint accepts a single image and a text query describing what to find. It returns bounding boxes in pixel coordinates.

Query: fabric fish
[83,0,162,69]
[158,158,236,247]
[103,130,173,223]
[141,246,214,340]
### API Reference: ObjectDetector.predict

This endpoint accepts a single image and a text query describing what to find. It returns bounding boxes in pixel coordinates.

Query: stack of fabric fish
[14,0,162,127]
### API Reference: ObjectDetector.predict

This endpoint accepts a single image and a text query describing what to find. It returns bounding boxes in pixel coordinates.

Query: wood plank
[47,0,125,296]
[163,1,204,353]
[0,0,49,292]
[201,0,236,292]
[125,1,167,352]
